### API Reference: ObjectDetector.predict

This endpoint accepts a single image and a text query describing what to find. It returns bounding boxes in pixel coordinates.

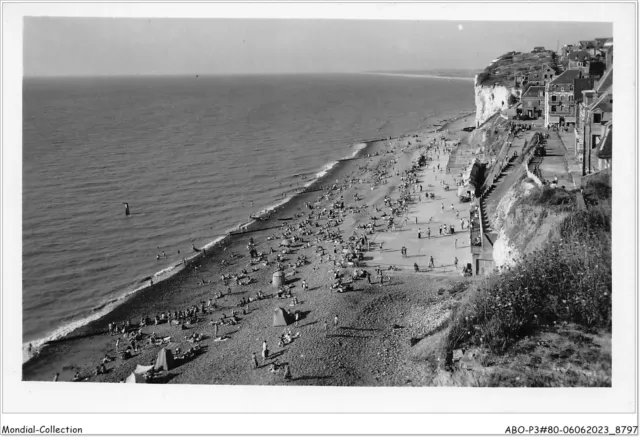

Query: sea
[22,73,474,359]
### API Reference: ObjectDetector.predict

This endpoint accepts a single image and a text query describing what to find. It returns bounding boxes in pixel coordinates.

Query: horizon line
[23,68,483,79]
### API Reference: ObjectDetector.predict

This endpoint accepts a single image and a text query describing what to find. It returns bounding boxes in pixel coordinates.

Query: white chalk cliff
[474,78,519,127]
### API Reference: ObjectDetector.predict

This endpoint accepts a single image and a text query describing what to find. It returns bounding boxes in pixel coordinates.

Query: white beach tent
[135,364,154,374]
[272,270,285,288]
[125,372,146,384]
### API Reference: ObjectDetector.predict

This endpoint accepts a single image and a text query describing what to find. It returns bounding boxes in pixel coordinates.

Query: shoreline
[361,72,475,82]
[23,107,477,383]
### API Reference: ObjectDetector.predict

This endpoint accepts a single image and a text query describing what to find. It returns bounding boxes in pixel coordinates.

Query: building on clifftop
[544,69,583,127]
[521,85,545,119]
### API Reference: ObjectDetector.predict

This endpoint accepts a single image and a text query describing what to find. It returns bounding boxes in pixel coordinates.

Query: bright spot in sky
[458,24,464,31]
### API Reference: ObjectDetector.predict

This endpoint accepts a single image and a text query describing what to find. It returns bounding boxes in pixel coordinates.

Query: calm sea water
[22,73,473,350]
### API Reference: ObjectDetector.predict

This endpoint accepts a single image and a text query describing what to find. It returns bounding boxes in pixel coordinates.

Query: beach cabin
[272,271,285,288]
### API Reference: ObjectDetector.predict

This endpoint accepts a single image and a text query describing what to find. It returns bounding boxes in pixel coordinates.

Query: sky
[23,18,613,77]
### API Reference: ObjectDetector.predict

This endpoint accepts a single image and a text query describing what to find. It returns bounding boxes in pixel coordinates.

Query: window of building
[561,87,565,92]
[551,106,556,113]
[551,95,557,102]
[544,74,547,79]
[593,113,602,123]
[539,91,543,97]
[569,95,574,101]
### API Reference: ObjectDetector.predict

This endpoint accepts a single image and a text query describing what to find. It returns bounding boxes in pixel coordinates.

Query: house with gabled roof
[567,50,591,73]
[521,85,545,119]
[575,79,613,172]
[544,69,583,127]
[578,40,598,56]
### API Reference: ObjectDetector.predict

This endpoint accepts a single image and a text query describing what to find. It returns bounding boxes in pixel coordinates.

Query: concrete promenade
[370,115,475,276]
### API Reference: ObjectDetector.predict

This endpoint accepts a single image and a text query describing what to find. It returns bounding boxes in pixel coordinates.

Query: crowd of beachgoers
[24,112,479,385]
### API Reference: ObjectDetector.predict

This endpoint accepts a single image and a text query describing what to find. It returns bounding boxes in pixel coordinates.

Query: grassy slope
[419,174,612,387]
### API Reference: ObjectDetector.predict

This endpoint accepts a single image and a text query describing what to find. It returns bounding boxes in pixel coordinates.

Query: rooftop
[595,67,613,93]
[568,51,590,62]
[579,40,597,49]
[522,86,545,97]
[592,93,613,113]
[596,123,612,159]
[550,69,582,85]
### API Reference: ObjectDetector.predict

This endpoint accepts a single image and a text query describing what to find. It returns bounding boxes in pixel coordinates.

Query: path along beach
[23,111,479,386]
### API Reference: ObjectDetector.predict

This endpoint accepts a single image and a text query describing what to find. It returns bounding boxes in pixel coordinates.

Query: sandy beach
[23,111,479,386]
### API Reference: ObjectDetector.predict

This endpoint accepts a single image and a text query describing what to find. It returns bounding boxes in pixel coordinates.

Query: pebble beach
[23,111,479,386]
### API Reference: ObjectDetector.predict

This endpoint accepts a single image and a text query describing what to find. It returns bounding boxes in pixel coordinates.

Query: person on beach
[302,280,309,292]
[295,312,300,327]
[262,341,269,363]
[414,263,419,273]
[418,228,422,239]
[454,257,459,269]
[115,338,120,351]
[53,372,59,382]
[441,203,444,212]
[429,256,435,269]
[427,228,431,239]
[324,321,329,335]
[252,352,259,369]
[415,216,418,224]
[283,363,292,381]
[334,315,339,328]
[439,226,442,236]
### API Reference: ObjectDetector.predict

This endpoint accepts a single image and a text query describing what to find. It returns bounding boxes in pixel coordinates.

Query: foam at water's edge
[23,112,476,364]
[21,145,364,364]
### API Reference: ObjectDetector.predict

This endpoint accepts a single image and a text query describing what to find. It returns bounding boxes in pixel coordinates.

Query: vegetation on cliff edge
[435,176,612,386]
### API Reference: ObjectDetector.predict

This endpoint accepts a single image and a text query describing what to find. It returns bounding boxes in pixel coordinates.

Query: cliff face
[491,179,568,268]
[474,79,519,126]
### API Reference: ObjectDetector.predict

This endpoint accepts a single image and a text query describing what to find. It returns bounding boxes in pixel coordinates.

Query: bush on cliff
[582,170,612,207]
[443,207,611,359]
